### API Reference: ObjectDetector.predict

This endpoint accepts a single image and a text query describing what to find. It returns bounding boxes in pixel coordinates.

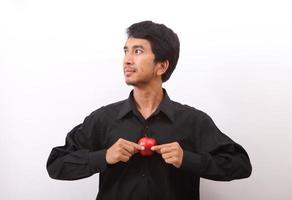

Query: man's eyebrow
[123,45,145,50]
[132,45,144,49]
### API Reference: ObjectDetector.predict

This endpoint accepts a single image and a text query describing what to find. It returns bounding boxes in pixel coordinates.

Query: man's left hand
[151,142,183,168]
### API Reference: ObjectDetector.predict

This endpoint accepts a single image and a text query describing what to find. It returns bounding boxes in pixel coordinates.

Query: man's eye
[135,49,143,54]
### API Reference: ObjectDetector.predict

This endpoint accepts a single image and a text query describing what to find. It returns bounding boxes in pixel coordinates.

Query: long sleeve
[46,110,107,180]
[181,112,252,181]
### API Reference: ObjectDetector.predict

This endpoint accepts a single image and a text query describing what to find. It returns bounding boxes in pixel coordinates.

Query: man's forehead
[124,37,151,48]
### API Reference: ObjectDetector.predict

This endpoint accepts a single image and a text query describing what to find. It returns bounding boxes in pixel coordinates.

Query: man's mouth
[124,68,136,76]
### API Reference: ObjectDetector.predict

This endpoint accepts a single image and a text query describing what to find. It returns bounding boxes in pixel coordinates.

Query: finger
[123,140,145,151]
[151,145,171,154]
[161,152,173,160]
[164,157,179,166]
[119,155,131,162]
[151,145,162,154]
[151,143,176,151]
[151,144,165,152]
[118,146,139,160]
[117,139,143,155]
[120,142,136,155]
[117,147,132,157]
[161,142,182,153]
[161,146,176,154]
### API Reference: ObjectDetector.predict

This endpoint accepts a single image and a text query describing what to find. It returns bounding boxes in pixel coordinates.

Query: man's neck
[133,85,164,119]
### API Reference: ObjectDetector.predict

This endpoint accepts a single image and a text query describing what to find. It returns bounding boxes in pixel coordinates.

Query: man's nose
[123,53,133,65]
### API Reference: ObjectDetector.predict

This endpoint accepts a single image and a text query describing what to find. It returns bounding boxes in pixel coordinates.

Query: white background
[1,0,292,199]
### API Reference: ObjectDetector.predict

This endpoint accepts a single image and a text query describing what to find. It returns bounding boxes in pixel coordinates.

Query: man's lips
[124,68,136,76]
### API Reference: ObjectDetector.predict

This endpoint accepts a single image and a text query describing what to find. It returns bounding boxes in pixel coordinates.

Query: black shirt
[47,89,252,200]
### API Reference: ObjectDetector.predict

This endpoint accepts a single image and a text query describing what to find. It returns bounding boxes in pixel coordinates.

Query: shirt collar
[117,88,175,123]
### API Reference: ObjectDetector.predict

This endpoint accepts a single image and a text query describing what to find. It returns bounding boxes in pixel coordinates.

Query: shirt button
[141,174,145,177]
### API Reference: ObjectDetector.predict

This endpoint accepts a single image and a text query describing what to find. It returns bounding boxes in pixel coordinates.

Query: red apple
[138,137,157,156]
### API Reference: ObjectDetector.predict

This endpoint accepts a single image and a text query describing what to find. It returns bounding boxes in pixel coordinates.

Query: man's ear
[157,60,169,76]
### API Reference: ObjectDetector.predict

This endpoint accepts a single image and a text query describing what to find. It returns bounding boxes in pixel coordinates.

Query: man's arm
[153,112,252,181]
[46,110,107,180]
[182,112,252,181]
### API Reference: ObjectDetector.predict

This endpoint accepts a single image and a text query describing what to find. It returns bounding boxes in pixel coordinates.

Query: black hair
[126,21,180,82]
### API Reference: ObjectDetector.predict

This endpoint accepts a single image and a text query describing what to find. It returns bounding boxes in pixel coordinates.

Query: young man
[47,21,252,200]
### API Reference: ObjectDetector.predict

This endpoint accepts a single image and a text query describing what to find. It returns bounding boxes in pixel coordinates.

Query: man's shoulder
[170,99,208,119]
[87,99,127,119]
[102,99,127,110]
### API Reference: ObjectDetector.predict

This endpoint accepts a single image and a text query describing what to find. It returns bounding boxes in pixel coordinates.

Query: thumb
[133,143,145,151]
[151,145,162,153]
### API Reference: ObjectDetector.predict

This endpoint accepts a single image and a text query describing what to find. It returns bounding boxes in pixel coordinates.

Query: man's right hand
[105,138,145,165]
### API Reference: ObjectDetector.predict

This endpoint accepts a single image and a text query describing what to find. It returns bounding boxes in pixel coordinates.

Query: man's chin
[125,80,136,86]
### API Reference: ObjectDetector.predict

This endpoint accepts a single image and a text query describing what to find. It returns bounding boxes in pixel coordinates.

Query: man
[47,21,252,200]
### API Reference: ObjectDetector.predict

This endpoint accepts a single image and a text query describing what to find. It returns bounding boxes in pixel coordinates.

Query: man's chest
[100,115,198,151]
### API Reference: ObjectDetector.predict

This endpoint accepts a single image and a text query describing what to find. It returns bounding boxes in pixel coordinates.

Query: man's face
[123,37,160,86]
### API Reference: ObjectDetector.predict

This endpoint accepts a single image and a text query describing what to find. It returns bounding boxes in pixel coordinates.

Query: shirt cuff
[88,149,107,173]
[181,150,205,175]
